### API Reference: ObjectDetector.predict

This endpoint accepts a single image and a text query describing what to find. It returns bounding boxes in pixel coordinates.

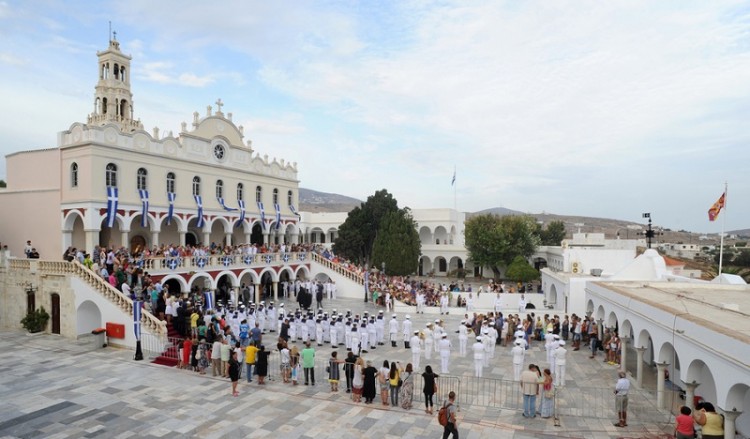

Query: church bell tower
[88,32,143,132]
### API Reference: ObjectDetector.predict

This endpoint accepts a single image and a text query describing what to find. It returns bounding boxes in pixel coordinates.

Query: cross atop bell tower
[88,28,143,132]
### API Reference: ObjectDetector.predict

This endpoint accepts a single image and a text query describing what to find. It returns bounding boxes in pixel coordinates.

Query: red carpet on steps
[151,322,180,367]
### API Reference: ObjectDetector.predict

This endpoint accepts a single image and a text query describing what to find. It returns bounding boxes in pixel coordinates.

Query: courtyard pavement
[0,296,675,438]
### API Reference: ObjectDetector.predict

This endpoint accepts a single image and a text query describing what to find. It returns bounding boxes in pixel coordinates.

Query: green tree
[465,214,540,279]
[0,179,6,188]
[540,220,566,245]
[332,189,399,265]
[505,256,540,283]
[733,249,750,267]
[371,209,421,276]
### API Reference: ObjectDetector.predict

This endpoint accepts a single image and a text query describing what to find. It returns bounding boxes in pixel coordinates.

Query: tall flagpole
[453,165,457,212]
[718,182,727,277]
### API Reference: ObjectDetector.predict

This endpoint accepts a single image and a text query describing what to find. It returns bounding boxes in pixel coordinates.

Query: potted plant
[21,306,50,333]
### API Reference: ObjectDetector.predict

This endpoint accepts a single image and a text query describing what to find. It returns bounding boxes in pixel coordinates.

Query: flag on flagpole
[451,170,456,186]
[106,186,118,228]
[133,300,142,341]
[258,201,266,226]
[708,192,726,222]
[204,291,213,310]
[217,197,238,211]
[274,203,281,230]
[235,199,245,228]
[194,195,205,228]
[166,192,176,225]
[289,204,300,217]
[138,189,149,227]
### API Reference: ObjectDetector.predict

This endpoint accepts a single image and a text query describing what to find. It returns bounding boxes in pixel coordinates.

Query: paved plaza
[0,296,675,438]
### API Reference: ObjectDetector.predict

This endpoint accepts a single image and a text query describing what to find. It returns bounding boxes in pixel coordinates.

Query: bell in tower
[88,30,143,132]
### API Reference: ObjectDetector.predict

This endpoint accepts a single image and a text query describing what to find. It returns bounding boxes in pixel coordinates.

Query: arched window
[136,168,147,190]
[237,183,244,201]
[273,188,279,205]
[71,163,78,188]
[287,190,293,206]
[166,172,175,193]
[255,185,262,203]
[114,63,119,80]
[216,180,224,199]
[102,97,108,114]
[105,163,117,187]
[120,66,126,82]
[192,176,201,196]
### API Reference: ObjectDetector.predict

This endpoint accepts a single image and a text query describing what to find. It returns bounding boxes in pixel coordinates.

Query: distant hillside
[728,229,750,238]
[299,188,361,213]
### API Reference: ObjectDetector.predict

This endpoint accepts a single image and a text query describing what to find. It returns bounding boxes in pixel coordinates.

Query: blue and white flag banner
[274,203,281,230]
[204,291,213,310]
[235,200,245,228]
[106,186,118,228]
[218,197,238,212]
[167,192,176,225]
[289,204,300,217]
[194,195,205,228]
[138,189,149,227]
[257,201,265,226]
[133,300,142,341]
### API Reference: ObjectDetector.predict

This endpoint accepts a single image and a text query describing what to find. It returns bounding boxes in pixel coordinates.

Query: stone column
[85,229,99,253]
[121,230,130,249]
[254,282,261,305]
[620,336,630,373]
[722,409,741,439]
[291,232,299,245]
[179,231,186,247]
[683,381,700,410]
[273,281,278,302]
[263,232,269,246]
[656,361,670,409]
[225,233,232,247]
[635,347,646,388]
[202,231,210,247]
[244,233,251,245]
[151,231,159,248]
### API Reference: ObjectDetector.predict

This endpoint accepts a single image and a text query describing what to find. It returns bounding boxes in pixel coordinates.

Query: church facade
[0,38,301,260]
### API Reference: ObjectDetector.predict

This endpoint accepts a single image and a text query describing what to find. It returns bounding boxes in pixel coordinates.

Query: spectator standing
[302,342,316,386]
[614,371,630,427]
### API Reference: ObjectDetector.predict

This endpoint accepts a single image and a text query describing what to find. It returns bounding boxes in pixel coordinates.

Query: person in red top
[674,406,695,439]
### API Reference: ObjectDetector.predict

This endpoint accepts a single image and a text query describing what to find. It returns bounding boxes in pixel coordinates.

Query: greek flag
[167,192,176,225]
[106,186,118,228]
[257,201,265,227]
[274,203,281,230]
[235,199,245,228]
[139,189,149,227]
[194,195,205,228]
[364,271,370,297]
[289,204,300,217]
[218,197,238,211]
[204,291,213,310]
[133,300,142,341]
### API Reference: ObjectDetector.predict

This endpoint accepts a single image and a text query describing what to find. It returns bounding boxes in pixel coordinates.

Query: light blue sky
[1,1,748,233]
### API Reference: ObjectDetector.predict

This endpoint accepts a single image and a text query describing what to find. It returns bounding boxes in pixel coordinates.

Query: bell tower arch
[88,31,143,132]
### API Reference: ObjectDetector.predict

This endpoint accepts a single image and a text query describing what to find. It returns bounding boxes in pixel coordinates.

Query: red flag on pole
[708,192,726,222]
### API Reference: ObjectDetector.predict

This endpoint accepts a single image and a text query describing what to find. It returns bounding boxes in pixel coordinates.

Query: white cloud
[0,52,26,66]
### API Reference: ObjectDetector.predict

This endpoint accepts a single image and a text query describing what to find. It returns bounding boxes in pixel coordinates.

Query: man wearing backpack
[439,391,458,438]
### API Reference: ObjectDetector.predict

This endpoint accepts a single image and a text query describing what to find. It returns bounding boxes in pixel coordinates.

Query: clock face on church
[213,144,225,160]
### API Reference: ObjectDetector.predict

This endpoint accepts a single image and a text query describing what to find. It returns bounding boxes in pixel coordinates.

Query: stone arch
[188,272,214,291]
[686,358,718,404]
[98,215,125,248]
[63,209,87,231]
[238,269,259,287]
[62,210,86,251]
[448,256,463,273]
[606,311,618,329]
[419,226,432,245]
[256,267,278,283]
[76,300,102,335]
[586,299,595,316]
[159,274,188,295]
[314,272,332,282]
[296,265,311,281]
[309,227,325,244]
[726,382,750,412]
[435,256,447,273]
[595,304,605,321]
[547,284,558,306]
[278,266,295,282]
[620,319,634,340]
[657,341,681,384]
[419,255,432,276]
[209,217,231,246]
[434,226,448,245]
[325,227,338,244]
[125,213,158,231]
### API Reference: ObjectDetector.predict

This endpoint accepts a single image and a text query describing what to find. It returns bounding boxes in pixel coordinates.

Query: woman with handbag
[389,361,402,406]
[540,368,554,418]
[422,365,439,414]
[399,363,415,409]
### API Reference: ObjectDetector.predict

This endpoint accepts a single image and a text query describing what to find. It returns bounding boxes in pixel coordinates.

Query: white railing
[310,252,365,285]
[140,251,310,272]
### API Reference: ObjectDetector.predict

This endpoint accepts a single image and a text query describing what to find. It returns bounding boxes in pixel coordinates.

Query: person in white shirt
[410,331,421,370]
[439,333,452,374]
[423,324,433,360]
[466,293,475,312]
[494,293,503,314]
[518,294,527,314]
[458,321,468,356]
[554,340,567,387]
[385,292,392,312]
[389,315,399,347]
[511,340,525,381]
[545,332,555,366]
[472,336,485,377]
[440,293,449,315]
[550,334,560,372]
[402,315,412,349]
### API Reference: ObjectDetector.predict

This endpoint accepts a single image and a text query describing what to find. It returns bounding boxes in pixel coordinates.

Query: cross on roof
[215,98,224,113]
